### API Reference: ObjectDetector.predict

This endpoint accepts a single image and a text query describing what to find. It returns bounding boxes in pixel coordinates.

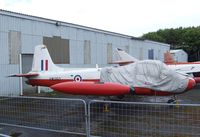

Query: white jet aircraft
[10,45,195,98]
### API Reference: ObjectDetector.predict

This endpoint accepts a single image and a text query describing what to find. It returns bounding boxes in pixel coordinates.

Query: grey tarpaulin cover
[100,60,188,93]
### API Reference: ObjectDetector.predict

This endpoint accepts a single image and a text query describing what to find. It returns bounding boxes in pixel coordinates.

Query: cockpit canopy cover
[100,60,188,93]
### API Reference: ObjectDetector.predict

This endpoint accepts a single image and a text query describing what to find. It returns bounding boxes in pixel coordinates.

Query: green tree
[142,26,200,61]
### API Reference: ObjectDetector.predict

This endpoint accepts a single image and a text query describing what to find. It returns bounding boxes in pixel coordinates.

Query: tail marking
[41,60,48,71]
[45,60,48,71]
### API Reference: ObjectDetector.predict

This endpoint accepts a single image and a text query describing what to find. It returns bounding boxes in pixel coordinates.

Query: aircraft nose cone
[187,78,196,90]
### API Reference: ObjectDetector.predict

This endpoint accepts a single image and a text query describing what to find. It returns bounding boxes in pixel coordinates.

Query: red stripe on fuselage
[134,87,175,96]
[166,62,200,65]
[28,79,100,87]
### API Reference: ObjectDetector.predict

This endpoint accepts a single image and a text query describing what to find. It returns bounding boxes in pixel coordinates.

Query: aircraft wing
[173,65,200,74]
[8,73,39,77]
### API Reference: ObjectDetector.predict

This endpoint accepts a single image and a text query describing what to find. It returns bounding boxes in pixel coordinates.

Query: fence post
[87,100,91,137]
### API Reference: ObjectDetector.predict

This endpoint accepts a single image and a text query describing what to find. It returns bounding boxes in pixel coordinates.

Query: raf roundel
[74,75,82,82]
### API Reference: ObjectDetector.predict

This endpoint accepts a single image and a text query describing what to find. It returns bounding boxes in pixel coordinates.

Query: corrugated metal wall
[0,65,20,96]
[0,10,170,96]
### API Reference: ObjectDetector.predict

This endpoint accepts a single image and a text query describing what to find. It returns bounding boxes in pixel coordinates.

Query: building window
[8,31,21,64]
[107,43,113,63]
[84,40,91,64]
[148,49,154,59]
[43,36,70,64]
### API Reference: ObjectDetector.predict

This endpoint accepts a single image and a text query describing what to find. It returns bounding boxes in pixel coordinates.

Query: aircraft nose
[187,78,196,90]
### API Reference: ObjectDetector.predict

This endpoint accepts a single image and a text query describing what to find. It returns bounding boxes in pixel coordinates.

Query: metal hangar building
[0,10,170,96]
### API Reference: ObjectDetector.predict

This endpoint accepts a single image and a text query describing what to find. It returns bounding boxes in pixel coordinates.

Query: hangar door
[43,36,70,64]
[21,54,37,93]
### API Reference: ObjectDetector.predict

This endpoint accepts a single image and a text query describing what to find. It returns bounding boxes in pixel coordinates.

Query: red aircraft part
[134,87,173,96]
[194,77,200,83]
[9,73,39,77]
[187,78,196,90]
[50,79,195,96]
[50,82,130,96]
[134,78,195,96]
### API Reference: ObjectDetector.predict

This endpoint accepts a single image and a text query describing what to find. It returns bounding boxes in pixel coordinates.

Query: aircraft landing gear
[167,99,176,103]
[167,95,178,104]
[167,95,180,108]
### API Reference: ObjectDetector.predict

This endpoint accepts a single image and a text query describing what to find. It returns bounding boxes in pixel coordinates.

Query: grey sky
[1,0,200,37]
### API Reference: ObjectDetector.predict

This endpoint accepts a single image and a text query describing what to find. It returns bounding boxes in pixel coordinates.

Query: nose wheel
[167,95,178,104]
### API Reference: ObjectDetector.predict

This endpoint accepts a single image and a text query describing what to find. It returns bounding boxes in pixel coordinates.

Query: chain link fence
[88,100,200,137]
[0,96,87,136]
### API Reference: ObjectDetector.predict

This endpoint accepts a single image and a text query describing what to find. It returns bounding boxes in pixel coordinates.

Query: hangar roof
[0,9,143,40]
[170,49,186,54]
[0,9,170,47]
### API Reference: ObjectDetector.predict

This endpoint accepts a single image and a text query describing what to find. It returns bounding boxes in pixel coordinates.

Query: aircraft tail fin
[114,48,138,62]
[110,48,138,65]
[31,45,61,72]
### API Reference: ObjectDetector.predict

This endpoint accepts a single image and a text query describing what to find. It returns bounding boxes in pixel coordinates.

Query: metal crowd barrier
[0,97,200,137]
[88,100,200,137]
[0,96,87,136]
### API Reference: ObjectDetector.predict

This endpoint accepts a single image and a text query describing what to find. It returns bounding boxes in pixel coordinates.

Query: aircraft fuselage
[28,68,101,87]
